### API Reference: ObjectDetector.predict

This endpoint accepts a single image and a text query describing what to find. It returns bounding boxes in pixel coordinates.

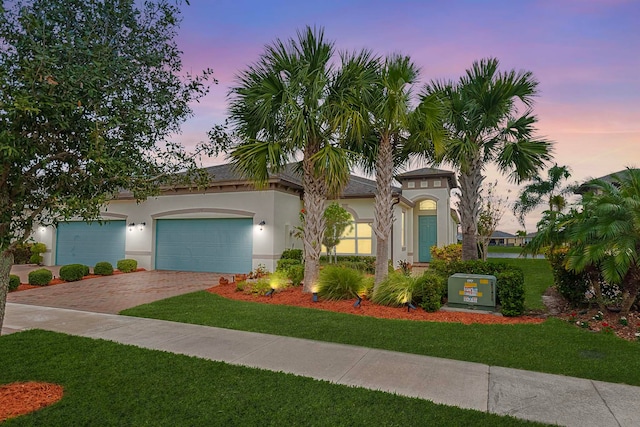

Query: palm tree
[527,168,640,315]
[424,58,552,260]
[355,54,442,287]
[226,26,376,292]
[513,164,574,227]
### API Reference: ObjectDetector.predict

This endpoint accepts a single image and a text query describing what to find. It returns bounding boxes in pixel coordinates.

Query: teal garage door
[56,221,126,266]
[155,218,252,273]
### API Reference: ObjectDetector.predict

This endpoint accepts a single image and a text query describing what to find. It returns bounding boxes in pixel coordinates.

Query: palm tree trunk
[374,135,393,288]
[302,145,326,293]
[458,160,484,261]
[0,249,14,335]
[620,266,640,316]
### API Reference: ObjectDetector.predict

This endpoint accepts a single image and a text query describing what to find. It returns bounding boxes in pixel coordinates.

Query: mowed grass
[122,292,640,386]
[488,258,553,311]
[0,330,546,426]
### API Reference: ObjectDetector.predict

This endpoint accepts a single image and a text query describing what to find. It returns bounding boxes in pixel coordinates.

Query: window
[334,214,373,255]
[419,200,437,211]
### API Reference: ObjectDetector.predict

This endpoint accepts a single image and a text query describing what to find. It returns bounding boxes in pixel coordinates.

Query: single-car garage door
[155,218,252,273]
[56,221,126,266]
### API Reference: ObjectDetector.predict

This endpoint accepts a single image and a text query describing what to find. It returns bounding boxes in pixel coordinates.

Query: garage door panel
[56,221,126,266]
[155,218,252,273]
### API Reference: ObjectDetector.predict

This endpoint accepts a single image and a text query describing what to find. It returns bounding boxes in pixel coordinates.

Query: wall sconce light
[128,222,135,231]
[39,227,46,233]
[138,222,146,231]
[259,220,266,231]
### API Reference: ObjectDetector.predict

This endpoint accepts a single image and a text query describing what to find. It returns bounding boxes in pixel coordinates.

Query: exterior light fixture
[138,222,146,231]
[312,292,318,302]
[265,287,275,297]
[353,295,362,308]
[406,302,417,312]
[128,222,135,231]
[259,220,266,231]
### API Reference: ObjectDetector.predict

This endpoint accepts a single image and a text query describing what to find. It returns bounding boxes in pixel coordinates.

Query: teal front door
[418,215,437,262]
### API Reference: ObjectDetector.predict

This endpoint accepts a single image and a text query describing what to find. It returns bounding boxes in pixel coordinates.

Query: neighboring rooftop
[575,168,640,194]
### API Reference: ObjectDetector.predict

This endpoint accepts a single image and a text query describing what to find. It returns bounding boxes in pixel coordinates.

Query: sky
[169,0,640,234]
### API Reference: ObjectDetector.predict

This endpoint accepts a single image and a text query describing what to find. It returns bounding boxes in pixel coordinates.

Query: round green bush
[9,274,21,291]
[59,264,88,282]
[287,264,304,287]
[94,261,114,276]
[117,259,138,273]
[28,268,53,286]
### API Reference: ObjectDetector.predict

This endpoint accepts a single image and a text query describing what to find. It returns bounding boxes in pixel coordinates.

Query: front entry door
[418,215,437,262]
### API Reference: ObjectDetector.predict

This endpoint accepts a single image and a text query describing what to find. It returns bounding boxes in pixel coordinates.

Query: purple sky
[171,0,640,233]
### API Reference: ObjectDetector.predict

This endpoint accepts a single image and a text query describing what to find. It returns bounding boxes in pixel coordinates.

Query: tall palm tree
[226,26,376,291]
[355,54,443,287]
[513,164,574,227]
[424,58,552,260]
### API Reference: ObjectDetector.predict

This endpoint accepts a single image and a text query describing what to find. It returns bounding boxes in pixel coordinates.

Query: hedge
[59,264,88,282]
[28,268,52,286]
[117,259,138,273]
[94,262,114,276]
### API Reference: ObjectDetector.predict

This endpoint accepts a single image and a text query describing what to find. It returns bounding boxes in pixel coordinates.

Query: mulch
[0,382,64,422]
[206,282,545,325]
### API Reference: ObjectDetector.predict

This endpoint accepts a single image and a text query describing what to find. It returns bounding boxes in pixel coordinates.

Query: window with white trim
[334,214,373,255]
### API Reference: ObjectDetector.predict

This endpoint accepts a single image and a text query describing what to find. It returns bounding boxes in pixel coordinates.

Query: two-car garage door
[155,218,252,274]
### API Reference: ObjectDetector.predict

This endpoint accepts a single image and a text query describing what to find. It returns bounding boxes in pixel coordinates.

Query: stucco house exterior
[35,163,458,273]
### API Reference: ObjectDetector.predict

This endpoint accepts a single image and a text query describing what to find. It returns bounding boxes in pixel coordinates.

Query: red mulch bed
[207,282,545,325]
[11,268,146,292]
[0,382,64,422]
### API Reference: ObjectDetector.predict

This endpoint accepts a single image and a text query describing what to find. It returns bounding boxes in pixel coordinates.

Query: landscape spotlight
[265,287,275,297]
[353,295,362,308]
[406,302,417,312]
[312,292,318,302]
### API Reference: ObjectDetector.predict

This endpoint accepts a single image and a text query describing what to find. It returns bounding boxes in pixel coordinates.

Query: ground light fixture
[265,287,275,297]
[406,302,417,312]
[312,292,318,302]
[259,220,266,231]
[353,295,362,307]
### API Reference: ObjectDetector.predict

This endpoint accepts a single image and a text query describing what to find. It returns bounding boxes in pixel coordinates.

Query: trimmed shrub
[280,249,303,262]
[59,264,88,282]
[430,244,462,263]
[320,255,376,274]
[372,271,422,307]
[9,274,21,291]
[545,248,589,306]
[414,272,447,312]
[29,242,47,265]
[117,259,138,273]
[495,270,525,317]
[94,262,114,276]
[287,264,304,287]
[28,268,52,286]
[276,258,301,272]
[316,266,365,301]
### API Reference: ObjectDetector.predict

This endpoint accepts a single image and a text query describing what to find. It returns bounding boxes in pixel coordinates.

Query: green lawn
[488,258,552,311]
[0,330,545,426]
[122,291,640,386]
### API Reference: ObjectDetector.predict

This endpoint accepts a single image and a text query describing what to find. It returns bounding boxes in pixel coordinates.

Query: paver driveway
[8,271,226,314]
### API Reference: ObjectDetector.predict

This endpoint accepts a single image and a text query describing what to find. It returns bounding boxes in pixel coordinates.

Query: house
[575,168,639,195]
[489,230,516,246]
[35,163,459,273]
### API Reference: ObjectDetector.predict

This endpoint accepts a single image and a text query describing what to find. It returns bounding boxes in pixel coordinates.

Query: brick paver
[7,271,227,314]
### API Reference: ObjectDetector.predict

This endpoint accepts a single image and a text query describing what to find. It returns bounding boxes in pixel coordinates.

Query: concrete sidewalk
[3,303,639,426]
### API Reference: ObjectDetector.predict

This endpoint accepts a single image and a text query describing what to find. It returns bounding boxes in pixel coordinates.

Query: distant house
[576,168,639,195]
[34,163,459,273]
[489,230,516,246]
